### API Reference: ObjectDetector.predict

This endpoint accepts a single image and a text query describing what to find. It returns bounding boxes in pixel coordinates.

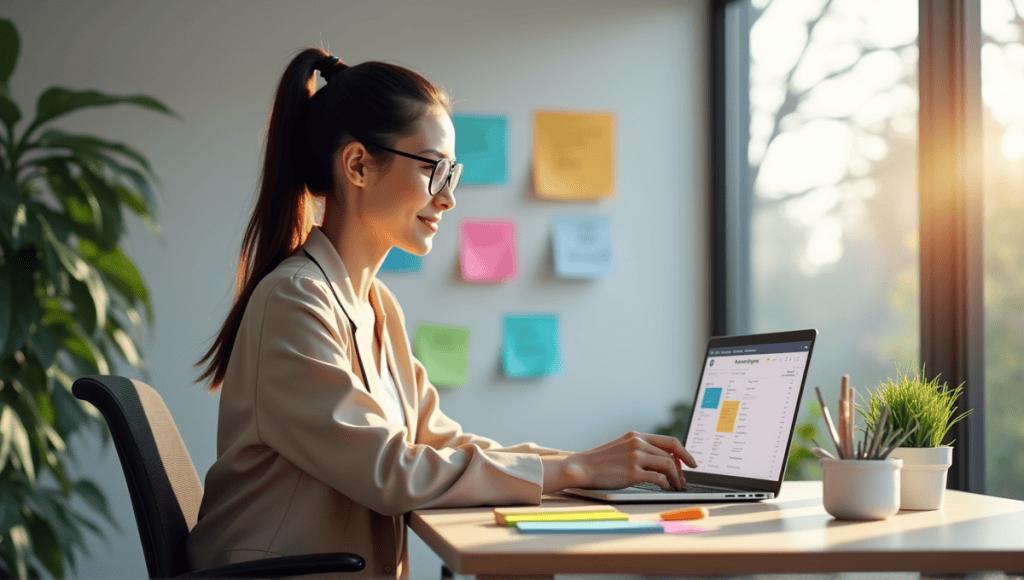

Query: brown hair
[195,48,450,391]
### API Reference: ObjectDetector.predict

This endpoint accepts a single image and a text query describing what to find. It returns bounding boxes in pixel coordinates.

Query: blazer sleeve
[253,274,545,516]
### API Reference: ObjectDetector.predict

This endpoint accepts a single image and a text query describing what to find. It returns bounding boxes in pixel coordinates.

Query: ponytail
[196,48,450,391]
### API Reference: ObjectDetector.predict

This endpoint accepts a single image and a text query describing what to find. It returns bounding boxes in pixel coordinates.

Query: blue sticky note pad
[381,248,423,273]
[702,387,722,409]
[502,315,560,378]
[516,521,664,533]
[453,114,508,185]
[552,215,614,279]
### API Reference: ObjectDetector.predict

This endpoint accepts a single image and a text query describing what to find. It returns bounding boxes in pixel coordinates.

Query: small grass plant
[861,365,971,448]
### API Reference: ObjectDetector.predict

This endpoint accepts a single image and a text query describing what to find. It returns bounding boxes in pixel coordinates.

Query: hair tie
[317,55,345,83]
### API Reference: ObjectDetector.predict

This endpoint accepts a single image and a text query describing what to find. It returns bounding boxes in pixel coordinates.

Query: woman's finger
[645,433,698,468]
[633,439,686,490]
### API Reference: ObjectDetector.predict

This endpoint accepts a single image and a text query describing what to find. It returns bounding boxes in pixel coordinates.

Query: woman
[189,47,697,578]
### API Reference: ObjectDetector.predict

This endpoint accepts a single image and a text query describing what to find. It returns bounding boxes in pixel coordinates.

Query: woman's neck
[319,204,387,308]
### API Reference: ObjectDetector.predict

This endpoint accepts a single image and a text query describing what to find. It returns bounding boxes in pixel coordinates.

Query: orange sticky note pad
[659,506,708,521]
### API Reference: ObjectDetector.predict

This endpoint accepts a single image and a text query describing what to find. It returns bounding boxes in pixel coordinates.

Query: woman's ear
[337,141,368,189]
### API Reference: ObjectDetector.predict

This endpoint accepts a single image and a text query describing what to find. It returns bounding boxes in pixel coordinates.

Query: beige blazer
[188,227,561,578]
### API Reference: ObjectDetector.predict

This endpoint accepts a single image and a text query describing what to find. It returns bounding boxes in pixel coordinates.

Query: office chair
[71,374,365,578]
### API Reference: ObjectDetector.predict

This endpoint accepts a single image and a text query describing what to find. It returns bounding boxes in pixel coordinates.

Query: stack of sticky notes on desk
[494,505,660,533]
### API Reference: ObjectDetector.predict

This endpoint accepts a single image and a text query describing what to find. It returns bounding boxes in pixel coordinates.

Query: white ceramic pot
[821,458,903,520]
[887,446,953,510]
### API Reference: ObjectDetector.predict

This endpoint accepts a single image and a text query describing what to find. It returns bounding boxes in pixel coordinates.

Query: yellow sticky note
[717,401,740,433]
[533,110,615,200]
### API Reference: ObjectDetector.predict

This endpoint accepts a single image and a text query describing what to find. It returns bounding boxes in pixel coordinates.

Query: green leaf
[25,87,181,141]
[0,406,35,484]
[68,276,98,335]
[0,264,10,360]
[0,92,21,132]
[0,18,20,95]
[27,324,60,371]
[24,509,65,579]
[76,162,124,251]
[72,479,118,530]
[79,239,149,306]
[8,524,30,580]
[4,248,41,359]
[35,128,162,188]
[42,221,107,330]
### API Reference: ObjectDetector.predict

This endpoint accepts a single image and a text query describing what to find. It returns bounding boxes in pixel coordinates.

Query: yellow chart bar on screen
[716,401,740,433]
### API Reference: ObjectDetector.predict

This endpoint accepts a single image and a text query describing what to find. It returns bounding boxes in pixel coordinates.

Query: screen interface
[684,340,812,482]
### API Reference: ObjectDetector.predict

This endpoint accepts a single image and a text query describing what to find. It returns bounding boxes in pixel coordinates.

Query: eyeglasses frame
[366,143,462,196]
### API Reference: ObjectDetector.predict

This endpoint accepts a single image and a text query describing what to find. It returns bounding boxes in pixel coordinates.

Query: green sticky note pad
[415,323,470,387]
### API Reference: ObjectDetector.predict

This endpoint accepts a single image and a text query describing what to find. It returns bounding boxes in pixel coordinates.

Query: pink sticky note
[459,220,517,282]
[659,521,706,534]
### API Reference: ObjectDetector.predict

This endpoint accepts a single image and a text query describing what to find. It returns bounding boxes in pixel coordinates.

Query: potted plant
[814,380,916,521]
[0,18,177,579]
[861,365,971,510]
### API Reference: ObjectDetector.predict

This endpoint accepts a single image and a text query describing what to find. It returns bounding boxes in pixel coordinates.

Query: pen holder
[821,458,902,521]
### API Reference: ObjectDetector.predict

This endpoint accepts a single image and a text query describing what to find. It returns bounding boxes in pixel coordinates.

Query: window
[714,0,987,491]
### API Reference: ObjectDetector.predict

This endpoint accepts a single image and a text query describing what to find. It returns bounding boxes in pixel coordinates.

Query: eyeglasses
[368,143,463,196]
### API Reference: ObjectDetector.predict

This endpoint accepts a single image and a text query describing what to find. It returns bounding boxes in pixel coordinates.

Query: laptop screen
[684,332,815,483]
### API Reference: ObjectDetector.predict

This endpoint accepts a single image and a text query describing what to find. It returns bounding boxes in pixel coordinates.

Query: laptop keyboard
[631,482,725,493]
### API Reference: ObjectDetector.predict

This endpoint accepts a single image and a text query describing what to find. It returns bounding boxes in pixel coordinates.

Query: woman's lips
[419,217,438,232]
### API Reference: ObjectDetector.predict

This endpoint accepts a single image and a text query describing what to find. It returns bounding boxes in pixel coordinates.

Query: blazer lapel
[301,227,379,395]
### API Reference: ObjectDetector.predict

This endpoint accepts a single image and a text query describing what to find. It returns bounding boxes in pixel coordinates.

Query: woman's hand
[541,431,698,494]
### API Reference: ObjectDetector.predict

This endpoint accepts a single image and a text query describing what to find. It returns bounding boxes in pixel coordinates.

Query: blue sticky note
[502,315,560,378]
[701,387,722,409]
[453,114,508,185]
[381,248,422,273]
[552,215,614,278]
[516,521,664,533]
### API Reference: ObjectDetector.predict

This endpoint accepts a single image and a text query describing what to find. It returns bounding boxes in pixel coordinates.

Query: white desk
[410,481,1024,579]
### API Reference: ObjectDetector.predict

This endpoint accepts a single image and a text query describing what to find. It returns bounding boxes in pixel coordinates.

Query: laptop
[562,328,817,503]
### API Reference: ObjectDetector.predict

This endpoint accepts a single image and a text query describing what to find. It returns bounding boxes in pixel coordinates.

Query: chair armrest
[178,552,365,577]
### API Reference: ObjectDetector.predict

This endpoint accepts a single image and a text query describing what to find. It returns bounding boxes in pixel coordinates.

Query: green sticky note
[415,323,470,387]
[453,113,508,185]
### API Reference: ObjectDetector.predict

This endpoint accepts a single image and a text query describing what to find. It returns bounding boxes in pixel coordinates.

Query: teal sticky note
[381,247,422,273]
[502,315,560,378]
[453,114,508,185]
[552,215,614,278]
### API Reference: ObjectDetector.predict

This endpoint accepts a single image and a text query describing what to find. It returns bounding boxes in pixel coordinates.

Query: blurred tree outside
[743,0,1024,496]
[981,0,1024,501]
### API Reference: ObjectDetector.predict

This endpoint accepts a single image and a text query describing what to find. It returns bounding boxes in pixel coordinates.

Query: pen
[659,506,708,521]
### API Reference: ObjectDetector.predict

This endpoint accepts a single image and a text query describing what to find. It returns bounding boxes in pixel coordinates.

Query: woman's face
[359,107,457,257]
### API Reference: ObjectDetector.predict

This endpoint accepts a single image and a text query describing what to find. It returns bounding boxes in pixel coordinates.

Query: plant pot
[821,458,903,520]
[888,446,953,510]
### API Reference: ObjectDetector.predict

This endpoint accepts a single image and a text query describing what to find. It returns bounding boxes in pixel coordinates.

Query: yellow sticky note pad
[533,110,615,200]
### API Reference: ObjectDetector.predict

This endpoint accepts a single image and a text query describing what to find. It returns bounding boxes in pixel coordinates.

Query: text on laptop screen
[685,340,812,481]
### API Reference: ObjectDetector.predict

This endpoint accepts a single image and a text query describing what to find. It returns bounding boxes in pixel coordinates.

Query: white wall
[4,1,708,578]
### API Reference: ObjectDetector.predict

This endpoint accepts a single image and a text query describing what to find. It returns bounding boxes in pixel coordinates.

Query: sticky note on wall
[533,110,615,200]
[415,323,470,387]
[459,220,517,282]
[381,247,423,273]
[453,114,508,185]
[502,315,561,378]
[552,215,614,278]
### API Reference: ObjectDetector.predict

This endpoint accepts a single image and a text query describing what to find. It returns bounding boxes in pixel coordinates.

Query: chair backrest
[72,375,203,578]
